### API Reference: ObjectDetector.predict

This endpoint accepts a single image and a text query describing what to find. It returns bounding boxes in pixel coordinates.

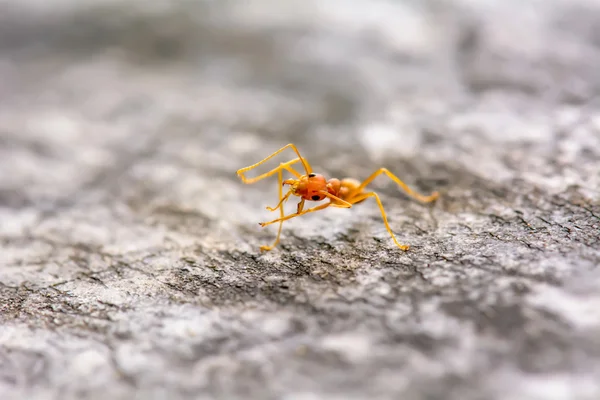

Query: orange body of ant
[236,143,439,252]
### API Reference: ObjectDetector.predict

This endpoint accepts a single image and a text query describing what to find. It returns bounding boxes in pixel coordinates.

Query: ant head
[284,173,328,201]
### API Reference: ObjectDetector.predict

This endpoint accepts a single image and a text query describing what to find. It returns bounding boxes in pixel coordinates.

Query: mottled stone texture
[1,1,599,399]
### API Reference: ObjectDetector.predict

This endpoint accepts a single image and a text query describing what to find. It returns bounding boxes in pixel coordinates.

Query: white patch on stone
[359,122,421,161]
[528,282,600,330]
[320,332,373,363]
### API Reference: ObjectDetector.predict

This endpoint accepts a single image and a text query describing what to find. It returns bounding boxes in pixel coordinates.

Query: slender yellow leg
[323,192,353,208]
[262,161,302,212]
[238,158,303,184]
[349,191,410,251]
[259,202,333,227]
[260,167,288,251]
[266,191,292,212]
[236,143,312,182]
[296,199,305,214]
[260,190,353,227]
[348,168,439,203]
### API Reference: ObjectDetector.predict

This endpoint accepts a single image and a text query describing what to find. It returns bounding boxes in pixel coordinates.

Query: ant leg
[296,199,305,214]
[261,190,353,227]
[238,158,303,185]
[322,192,352,208]
[268,188,350,215]
[237,143,312,181]
[266,191,292,212]
[264,161,302,212]
[260,167,289,251]
[260,189,353,227]
[259,201,333,227]
[349,168,439,203]
[349,192,410,251]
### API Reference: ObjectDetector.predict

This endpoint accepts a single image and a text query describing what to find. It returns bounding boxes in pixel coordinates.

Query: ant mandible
[236,143,439,252]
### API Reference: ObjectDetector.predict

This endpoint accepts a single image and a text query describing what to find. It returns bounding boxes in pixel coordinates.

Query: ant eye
[308,173,316,177]
[311,195,321,201]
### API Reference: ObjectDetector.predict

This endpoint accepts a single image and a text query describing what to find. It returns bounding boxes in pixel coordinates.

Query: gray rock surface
[1,0,599,399]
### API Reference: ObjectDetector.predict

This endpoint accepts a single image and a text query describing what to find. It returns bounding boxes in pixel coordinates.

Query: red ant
[236,143,439,251]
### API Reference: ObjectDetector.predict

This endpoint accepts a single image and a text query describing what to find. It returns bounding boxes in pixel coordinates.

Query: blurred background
[1,0,599,399]
[2,0,598,223]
